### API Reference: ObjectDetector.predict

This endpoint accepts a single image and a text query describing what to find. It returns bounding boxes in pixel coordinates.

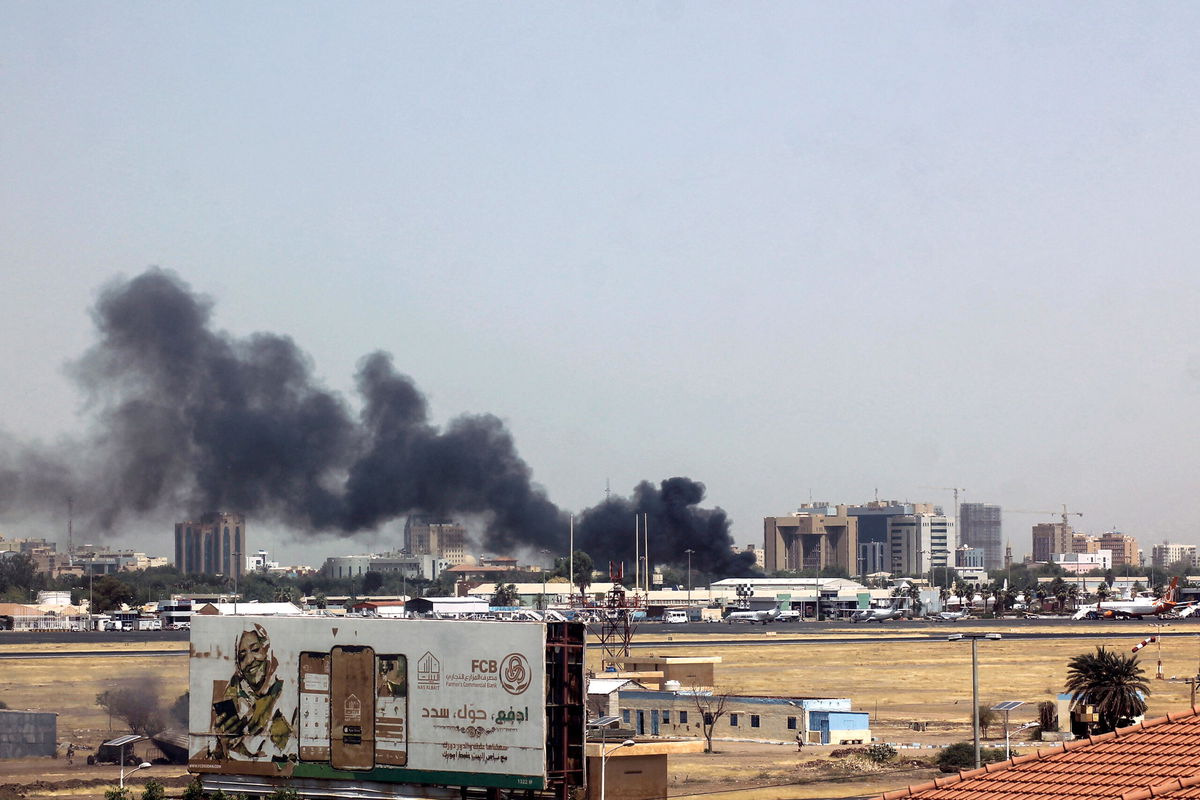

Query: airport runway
[4,616,1196,657]
[0,648,187,659]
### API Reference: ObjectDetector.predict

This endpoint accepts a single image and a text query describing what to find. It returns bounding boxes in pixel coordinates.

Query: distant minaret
[1004,541,1013,569]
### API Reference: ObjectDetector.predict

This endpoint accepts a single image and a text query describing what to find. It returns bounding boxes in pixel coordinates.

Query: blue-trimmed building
[618,689,871,745]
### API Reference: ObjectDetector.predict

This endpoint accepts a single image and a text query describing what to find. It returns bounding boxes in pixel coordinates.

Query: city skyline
[2,5,1199,565]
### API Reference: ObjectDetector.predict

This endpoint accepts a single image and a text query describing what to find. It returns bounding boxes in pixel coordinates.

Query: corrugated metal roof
[587,678,636,695]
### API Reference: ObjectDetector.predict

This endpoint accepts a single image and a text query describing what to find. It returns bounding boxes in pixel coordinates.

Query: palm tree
[1066,583,1081,612]
[953,580,970,610]
[1065,646,1150,734]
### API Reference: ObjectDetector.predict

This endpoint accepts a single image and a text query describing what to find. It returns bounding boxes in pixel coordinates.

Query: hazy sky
[3,3,1199,565]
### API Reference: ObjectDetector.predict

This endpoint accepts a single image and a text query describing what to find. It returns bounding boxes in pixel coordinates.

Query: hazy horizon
[3,4,1199,569]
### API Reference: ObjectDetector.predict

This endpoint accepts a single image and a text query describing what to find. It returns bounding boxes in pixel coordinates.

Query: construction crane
[920,486,967,506]
[919,486,967,525]
[1009,504,1083,527]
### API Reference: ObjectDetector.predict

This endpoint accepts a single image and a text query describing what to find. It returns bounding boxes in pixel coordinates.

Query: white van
[664,609,690,624]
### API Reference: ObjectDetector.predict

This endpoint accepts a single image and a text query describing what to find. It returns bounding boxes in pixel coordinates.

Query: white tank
[664,680,682,691]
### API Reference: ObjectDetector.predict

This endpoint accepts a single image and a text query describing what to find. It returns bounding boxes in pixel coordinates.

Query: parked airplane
[1073,577,1183,620]
[726,608,781,624]
[850,603,906,623]
[931,610,972,622]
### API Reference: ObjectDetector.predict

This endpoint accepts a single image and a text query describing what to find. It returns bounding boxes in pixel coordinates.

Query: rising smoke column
[575,477,756,575]
[0,268,751,572]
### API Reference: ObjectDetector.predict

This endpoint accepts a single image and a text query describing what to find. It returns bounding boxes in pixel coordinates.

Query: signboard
[189,615,549,791]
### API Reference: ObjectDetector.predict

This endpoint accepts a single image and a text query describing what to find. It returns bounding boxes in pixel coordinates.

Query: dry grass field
[2,623,1196,800]
[613,623,1200,730]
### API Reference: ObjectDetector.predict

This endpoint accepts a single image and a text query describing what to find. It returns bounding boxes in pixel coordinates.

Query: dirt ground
[1,623,1196,800]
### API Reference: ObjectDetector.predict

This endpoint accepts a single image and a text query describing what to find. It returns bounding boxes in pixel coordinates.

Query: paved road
[0,648,187,659]
[0,630,188,645]
[3,616,1195,656]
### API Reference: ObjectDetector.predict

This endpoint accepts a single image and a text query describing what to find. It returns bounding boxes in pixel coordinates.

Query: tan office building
[763,506,858,573]
[1097,531,1139,569]
[1032,522,1075,563]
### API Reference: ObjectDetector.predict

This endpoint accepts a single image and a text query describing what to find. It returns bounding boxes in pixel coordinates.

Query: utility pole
[949,633,1001,769]
[685,549,694,606]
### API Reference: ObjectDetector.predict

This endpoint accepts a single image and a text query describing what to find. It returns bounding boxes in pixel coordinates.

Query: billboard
[189,615,555,793]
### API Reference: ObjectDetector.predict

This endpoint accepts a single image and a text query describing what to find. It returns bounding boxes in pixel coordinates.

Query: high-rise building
[763,505,858,573]
[958,503,1002,569]
[887,513,957,578]
[1097,531,1138,570]
[1151,542,1197,569]
[403,515,469,566]
[847,501,939,576]
[1031,523,1074,563]
[174,512,246,579]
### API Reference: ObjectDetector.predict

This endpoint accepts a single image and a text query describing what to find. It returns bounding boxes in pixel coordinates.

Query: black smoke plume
[0,269,751,574]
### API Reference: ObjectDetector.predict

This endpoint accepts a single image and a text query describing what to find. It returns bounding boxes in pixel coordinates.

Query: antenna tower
[595,560,643,669]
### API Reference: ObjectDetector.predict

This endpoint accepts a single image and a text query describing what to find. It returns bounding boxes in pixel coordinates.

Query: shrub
[936,742,1008,772]
[862,743,896,764]
[142,780,166,800]
[105,789,130,800]
[268,789,299,800]
[181,778,205,800]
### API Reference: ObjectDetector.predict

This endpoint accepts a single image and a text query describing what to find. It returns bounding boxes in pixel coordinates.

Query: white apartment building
[888,514,957,578]
[1151,542,1197,569]
[1053,550,1113,574]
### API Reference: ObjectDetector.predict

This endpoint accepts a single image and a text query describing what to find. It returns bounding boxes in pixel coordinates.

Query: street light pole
[949,633,1002,769]
[1007,721,1039,761]
[599,738,635,800]
[119,758,151,790]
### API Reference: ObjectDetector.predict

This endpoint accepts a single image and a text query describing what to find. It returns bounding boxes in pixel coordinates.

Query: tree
[1037,700,1059,733]
[555,551,593,594]
[687,687,735,753]
[977,704,998,738]
[1065,646,1149,734]
[937,742,1007,772]
[0,552,37,599]
[906,583,924,616]
[91,575,136,614]
[141,780,166,800]
[361,571,384,595]
[490,583,519,607]
[953,580,970,610]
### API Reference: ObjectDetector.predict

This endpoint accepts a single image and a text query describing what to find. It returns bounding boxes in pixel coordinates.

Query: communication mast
[595,560,642,668]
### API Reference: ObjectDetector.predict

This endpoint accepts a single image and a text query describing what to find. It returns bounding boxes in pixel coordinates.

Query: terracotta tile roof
[875,708,1200,800]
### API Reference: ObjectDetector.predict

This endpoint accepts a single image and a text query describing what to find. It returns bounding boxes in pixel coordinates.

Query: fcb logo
[499,653,531,695]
